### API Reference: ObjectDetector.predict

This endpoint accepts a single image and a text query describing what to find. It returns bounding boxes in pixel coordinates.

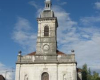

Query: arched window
[46,4,48,7]
[44,26,49,36]
[41,72,49,80]
[24,75,28,80]
[48,4,49,7]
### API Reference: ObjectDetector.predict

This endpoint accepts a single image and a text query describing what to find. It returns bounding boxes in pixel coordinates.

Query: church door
[42,72,49,80]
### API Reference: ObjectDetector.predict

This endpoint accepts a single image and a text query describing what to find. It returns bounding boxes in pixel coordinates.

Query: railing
[17,56,34,63]
[17,55,75,63]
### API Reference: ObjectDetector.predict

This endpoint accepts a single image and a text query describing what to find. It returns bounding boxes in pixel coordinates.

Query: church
[15,0,82,80]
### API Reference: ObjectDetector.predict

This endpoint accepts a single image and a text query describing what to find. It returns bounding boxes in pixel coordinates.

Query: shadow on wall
[77,68,82,80]
[77,75,81,80]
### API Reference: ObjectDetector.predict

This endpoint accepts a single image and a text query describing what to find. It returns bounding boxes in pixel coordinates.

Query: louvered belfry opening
[44,26,49,36]
[42,72,49,80]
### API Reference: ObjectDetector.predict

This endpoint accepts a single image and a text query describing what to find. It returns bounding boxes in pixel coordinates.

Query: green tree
[87,68,92,80]
[82,64,88,80]
[81,64,100,80]
[92,71,100,80]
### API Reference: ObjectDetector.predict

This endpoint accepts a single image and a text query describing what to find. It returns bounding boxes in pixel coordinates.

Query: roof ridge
[27,50,66,56]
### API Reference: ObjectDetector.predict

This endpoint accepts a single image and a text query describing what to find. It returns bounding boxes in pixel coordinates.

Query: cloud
[52,6,77,50]
[52,5,100,74]
[12,17,37,54]
[80,16,100,26]
[56,0,60,2]
[95,2,100,10]
[60,2,67,5]
[28,1,40,9]
[28,1,43,18]
[78,15,100,72]
[0,62,15,80]
[12,1,100,74]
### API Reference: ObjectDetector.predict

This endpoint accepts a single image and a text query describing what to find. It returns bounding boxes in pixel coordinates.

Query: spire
[45,0,52,10]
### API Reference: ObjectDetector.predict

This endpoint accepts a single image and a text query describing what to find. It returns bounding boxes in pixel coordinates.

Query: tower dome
[40,0,55,18]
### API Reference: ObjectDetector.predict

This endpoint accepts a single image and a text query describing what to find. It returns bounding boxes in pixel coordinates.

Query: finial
[18,51,22,56]
[45,0,51,3]
[46,0,51,1]
[71,50,75,53]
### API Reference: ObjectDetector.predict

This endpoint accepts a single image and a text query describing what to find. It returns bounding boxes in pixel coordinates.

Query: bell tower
[36,0,58,57]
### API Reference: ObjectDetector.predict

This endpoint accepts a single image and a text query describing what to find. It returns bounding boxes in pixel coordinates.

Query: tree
[82,64,88,80]
[92,71,100,80]
[81,64,100,80]
[87,68,92,80]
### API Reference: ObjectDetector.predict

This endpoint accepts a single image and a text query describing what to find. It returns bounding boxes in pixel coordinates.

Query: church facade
[15,0,81,80]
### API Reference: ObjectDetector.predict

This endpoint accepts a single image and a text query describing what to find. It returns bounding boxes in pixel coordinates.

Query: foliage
[82,64,100,80]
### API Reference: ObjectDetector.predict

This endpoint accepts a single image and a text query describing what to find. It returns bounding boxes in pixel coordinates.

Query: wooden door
[42,72,49,80]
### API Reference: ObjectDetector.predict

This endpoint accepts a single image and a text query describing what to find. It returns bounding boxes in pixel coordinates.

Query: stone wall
[15,63,77,80]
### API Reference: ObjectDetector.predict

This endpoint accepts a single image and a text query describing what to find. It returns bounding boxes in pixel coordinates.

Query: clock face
[43,44,49,51]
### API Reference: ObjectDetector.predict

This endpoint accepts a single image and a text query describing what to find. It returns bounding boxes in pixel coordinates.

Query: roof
[40,10,54,18]
[27,50,66,56]
[0,75,5,80]
[77,68,82,72]
[28,52,36,56]
[56,50,66,55]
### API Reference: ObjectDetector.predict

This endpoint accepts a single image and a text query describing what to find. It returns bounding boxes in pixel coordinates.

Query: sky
[0,0,100,79]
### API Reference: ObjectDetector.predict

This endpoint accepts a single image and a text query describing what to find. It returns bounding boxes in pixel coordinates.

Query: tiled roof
[56,50,66,55]
[28,52,36,56]
[27,50,66,56]
[77,68,82,72]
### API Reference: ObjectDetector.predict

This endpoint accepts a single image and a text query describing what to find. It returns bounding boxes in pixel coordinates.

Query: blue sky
[0,0,100,79]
